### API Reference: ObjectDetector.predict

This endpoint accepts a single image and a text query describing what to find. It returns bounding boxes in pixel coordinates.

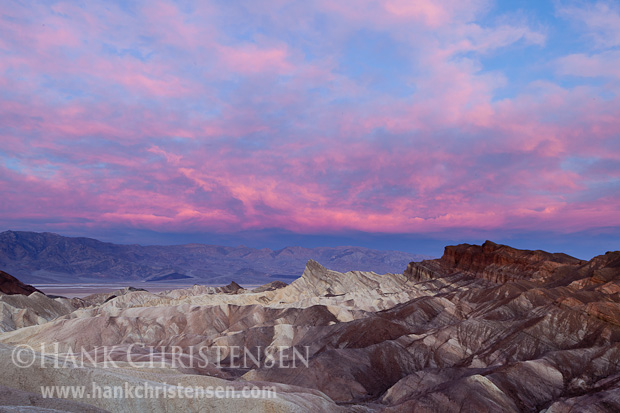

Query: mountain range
[0,230,430,284]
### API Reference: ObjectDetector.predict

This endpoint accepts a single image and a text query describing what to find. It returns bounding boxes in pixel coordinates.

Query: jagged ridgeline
[1,241,619,411]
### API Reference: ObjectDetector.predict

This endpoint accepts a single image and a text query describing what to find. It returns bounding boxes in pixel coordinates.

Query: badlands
[1,241,620,412]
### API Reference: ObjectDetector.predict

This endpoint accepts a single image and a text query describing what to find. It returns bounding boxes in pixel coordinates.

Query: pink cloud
[0,0,619,240]
[383,0,451,26]
[216,44,293,74]
[557,51,620,78]
[319,0,489,28]
[558,1,620,48]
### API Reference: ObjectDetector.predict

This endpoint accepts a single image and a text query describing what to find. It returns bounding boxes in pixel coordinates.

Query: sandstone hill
[1,241,619,412]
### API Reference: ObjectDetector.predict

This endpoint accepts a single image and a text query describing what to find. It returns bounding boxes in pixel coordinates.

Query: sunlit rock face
[1,241,620,412]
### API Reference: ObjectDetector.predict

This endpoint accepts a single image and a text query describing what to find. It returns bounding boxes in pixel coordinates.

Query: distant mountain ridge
[0,230,431,284]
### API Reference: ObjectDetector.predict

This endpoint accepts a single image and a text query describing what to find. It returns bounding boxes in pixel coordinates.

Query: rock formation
[0,270,82,333]
[1,241,619,412]
[0,291,82,333]
[252,280,288,293]
[0,270,42,295]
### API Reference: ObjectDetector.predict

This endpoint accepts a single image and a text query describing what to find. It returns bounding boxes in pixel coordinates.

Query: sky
[1,0,619,259]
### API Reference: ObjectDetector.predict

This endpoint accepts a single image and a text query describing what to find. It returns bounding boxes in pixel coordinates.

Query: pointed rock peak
[304,259,327,274]
[301,259,329,281]
[228,281,242,290]
[305,259,326,271]
[222,281,244,294]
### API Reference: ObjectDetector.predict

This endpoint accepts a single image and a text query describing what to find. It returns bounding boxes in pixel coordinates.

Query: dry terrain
[1,241,620,412]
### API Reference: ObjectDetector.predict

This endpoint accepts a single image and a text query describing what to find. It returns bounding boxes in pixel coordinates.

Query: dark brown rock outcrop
[0,270,42,295]
[406,240,587,284]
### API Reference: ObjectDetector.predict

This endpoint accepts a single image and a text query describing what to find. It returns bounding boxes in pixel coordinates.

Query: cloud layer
[1,0,619,244]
